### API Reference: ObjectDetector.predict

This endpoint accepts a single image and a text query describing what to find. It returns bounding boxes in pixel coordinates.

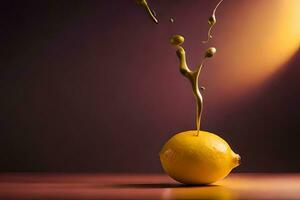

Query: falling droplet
[170,34,185,46]
[205,47,217,58]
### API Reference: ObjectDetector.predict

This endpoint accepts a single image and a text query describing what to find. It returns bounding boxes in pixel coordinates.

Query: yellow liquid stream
[176,46,204,135]
[136,0,158,24]
[171,35,217,135]
[136,0,222,135]
[203,0,224,43]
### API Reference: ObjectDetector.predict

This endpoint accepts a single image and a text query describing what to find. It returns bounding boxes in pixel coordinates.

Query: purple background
[1,0,300,172]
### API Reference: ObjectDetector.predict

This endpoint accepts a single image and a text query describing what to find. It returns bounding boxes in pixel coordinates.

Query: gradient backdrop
[1,0,300,172]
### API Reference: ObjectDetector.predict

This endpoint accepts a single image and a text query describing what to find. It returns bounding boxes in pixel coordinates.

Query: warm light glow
[212,0,300,96]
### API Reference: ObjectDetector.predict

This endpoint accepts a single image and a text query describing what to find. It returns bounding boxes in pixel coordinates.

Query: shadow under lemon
[162,184,237,200]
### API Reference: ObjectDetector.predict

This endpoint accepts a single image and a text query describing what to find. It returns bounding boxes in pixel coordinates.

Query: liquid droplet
[205,47,217,58]
[170,34,185,46]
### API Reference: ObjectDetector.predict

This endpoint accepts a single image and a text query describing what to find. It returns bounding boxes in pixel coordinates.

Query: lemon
[159,130,240,185]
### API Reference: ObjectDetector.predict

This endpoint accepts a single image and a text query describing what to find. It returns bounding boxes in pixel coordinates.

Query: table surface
[0,173,299,200]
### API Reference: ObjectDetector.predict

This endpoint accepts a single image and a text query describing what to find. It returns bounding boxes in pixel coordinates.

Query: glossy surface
[0,173,300,200]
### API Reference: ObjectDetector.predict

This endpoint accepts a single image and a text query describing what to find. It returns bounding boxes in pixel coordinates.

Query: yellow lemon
[159,130,240,185]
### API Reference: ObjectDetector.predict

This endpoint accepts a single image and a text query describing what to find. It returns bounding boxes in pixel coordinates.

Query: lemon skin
[159,130,240,185]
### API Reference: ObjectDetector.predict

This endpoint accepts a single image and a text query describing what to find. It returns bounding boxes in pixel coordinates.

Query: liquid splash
[202,0,224,43]
[136,0,224,135]
[136,0,158,24]
[170,35,216,135]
